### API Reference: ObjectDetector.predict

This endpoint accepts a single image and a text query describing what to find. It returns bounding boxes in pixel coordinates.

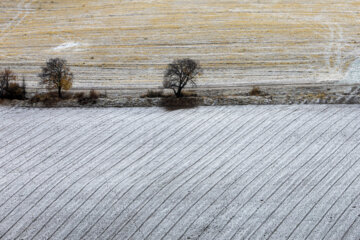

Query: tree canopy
[39,58,73,98]
[163,58,202,97]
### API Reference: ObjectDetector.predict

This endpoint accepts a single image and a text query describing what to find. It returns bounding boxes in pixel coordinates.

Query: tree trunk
[176,86,182,98]
[58,86,62,98]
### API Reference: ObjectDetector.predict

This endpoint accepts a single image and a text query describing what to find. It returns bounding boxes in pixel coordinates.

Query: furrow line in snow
[1,108,88,161]
[0,107,138,238]
[0,108,122,200]
[25,108,185,240]
[97,106,267,239]
[267,122,360,239]
[0,108,70,151]
[150,107,305,239]
[0,108,116,184]
[0,108,100,182]
[228,108,358,240]
[169,106,323,240]
[198,107,341,240]
[150,110,304,239]
[304,166,360,239]
[321,178,360,240]
[62,106,234,239]
[79,106,256,240]
[0,108,137,202]
[284,150,360,240]
[177,106,327,240]
[0,108,139,236]
[50,107,229,240]
[0,108,55,150]
[0,108,38,135]
[0,108,153,239]
[1,106,359,239]
[111,106,289,240]
[0,109,76,163]
[341,212,360,240]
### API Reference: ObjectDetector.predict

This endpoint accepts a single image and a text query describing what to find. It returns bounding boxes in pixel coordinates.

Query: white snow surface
[53,42,81,51]
[0,105,359,240]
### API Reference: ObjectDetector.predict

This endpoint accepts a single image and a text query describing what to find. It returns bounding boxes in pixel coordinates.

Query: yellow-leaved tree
[39,58,73,98]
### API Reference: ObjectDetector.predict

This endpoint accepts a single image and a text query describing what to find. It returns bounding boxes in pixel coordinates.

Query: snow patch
[53,42,80,51]
[343,58,360,84]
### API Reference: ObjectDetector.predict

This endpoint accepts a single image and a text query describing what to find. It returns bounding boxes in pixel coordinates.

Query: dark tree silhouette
[39,58,73,98]
[163,58,202,98]
[0,68,16,98]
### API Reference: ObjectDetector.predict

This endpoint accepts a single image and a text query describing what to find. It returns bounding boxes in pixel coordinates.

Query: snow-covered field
[0,105,359,240]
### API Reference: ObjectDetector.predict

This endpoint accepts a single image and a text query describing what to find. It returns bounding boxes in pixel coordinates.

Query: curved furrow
[0,108,137,208]
[79,106,256,240]
[0,107,37,134]
[102,106,271,240]
[0,108,139,238]
[49,106,228,240]
[0,107,152,239]
[304,169,360,240]
[0,108,44,140]
[37,107,202,239]
[0,108,97,183]
[176,106,328,240]
[0,109,122,211]
[144,107,305,240]
[226,109,358,240]
[17,108,182,240]
[266,125,360,239]
[0,108,77,165]
[182,106,332,240]
[0,108,68,153]
[196,107,342,240]
[321,181,360,240]
[288,156,360,240]
[0,108,116,190]
[92,106,267,240]
[340,212,360,240]
[1,106,359,240]
[165,106,323,240]
[109,106,290,240]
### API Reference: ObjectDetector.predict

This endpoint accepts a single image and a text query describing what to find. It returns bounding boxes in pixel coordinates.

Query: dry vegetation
[0,0,360,93]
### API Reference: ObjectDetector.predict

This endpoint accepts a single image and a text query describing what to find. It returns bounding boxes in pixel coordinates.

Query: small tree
[0,68,16,98]
[163,58,202,98]
[39,58,73,98]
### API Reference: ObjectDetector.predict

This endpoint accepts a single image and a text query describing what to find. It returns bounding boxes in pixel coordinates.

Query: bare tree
[39,58,73,98]
[163,58,202,98]
[0,68,16,98]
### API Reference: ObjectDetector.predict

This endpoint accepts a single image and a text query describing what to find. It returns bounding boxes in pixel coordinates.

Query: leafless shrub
[30,92,60,106]
[249,86,262,96]
[89,89,99,99]
[76,90,99,105]
[0,68,16,98]
[141,90,167,98]
[5,83,26,100]
[0,69,26,100]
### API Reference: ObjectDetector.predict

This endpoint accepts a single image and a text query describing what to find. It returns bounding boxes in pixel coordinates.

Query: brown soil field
[1,1,360,91]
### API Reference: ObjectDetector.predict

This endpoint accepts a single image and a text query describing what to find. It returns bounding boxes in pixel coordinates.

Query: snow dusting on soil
[0,105,359,240]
